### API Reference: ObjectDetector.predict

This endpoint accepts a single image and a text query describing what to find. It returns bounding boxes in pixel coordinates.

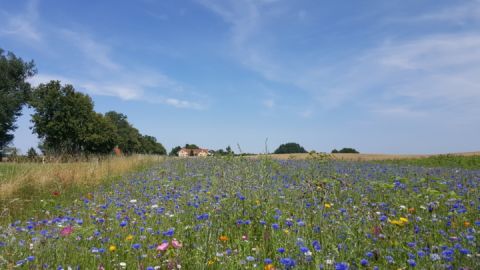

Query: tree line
[0,49,166,159]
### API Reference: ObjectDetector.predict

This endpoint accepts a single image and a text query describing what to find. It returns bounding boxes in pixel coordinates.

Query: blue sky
[1,0,480,154]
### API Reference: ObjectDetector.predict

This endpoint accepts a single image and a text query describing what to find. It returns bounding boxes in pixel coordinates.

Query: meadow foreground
[0,157,478,269]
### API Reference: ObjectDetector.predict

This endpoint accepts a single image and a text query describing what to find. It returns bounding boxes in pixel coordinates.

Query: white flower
[326,259,333,265]
[119,262,127,268]
[130,199,137,203]
[151,204,158,208]
[400,205,406,210]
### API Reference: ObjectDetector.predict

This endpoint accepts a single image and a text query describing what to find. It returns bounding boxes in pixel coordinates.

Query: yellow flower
[283,229,290,234]
[256,200,261,206]
[109,245,117,252]
[125,235,133,241]
[389,217,408,226]
[324,203,332,209]
[264,264,275,270]
[207,259,215,266]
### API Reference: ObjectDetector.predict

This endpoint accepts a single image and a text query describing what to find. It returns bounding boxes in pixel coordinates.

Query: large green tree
[274,142,307,154]
[139,135,167,155]
[30,81,116,155]
[0,49,36,159]
[104,111,142,154]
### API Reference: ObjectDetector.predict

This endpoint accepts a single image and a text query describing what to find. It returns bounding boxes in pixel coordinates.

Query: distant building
[178,148,209,157]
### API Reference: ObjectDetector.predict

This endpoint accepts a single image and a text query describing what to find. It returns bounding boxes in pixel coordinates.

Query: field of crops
[0,157,478,269]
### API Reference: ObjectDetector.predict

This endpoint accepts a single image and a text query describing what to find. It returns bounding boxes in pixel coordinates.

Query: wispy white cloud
[263,99,275,109]
[6,1,206,110]
[28,73,205,110]
[199,0,480,120]
[0,0,42,42]
[61,30,121,71]
[392,1,480,24]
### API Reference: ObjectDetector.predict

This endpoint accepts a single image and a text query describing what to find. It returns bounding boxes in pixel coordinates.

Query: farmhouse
[178,148,209,157]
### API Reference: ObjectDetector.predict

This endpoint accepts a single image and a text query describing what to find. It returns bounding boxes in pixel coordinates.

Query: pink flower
[171,238,182,249]
[60,226,73,236]
[156,239,182,252]
[156,242,169,251]
[242,235,248,241]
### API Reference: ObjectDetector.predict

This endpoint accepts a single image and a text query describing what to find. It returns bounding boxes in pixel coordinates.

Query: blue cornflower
[272,223,280,230]
[196,213,209,220]
[277,247,285,253]
[335,262,349,270]
[459,248,470,255]
[280,258,296,268]
[246,256,255,262]
[312,240,321,251]
[264,258,273,264]
[385,255,394,264]
[365,251,373,258]
[407,259,416,267]
[162,228,175,237]
[16,260,27,266]
[120,220,127,227]
[300,246,309,253]
[132,243,141,249]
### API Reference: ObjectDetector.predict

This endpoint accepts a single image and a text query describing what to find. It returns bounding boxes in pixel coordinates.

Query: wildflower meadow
[0,156,478,269]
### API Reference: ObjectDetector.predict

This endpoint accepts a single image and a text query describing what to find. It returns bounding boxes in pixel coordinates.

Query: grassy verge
[378,154,480,170]
[0,155,163,222]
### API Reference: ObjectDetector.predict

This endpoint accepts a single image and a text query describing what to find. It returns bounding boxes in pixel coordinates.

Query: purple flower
[335,262,349,270]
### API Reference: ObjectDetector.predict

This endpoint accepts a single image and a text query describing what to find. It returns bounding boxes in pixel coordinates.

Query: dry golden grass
[0,155,163,200]
[265,151,480,161]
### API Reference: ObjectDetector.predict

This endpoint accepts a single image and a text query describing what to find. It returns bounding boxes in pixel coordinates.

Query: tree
[30,81,116,155]
[27,147,38,158]
[184,144,199,149]
[337,148,359,154]
[82,113,117,154]
[169,146,181,156]
[139,135,167,155]
[104,111,142,154]
[226,146,234,155]
[273,142,307,154]
[331,149,339,153]
[0,49,36,160]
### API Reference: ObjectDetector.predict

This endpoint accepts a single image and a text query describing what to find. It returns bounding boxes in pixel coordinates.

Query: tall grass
[0,155,163,220]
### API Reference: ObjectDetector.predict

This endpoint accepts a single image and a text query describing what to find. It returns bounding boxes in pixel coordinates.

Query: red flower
[52,191,60,196]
